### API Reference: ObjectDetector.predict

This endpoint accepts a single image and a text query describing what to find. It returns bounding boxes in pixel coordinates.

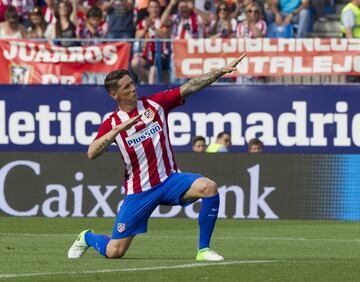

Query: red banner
[0,40,131,84]
[173,38,360,77]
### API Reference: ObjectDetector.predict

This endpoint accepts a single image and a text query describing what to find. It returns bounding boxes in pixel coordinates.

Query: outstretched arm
[180,53,247,99]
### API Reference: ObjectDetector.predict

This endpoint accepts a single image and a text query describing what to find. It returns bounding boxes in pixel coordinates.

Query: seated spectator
[161,0,204,39]
[27,7,48,38]
[236,2,267,38]
[236,2,267,83]
[207,1,237,38]
[206,132,231,153]
[76,6,107,45]
[233,0,266,22]
[103,0,135,39]
[131,0,169,84]
[42,0,56,24]
[192,136,206,153]
[45,0,77,47]
[0,6,26,39]
[340,0,360,83]
[269,0,311,38]
[248,138,264,153]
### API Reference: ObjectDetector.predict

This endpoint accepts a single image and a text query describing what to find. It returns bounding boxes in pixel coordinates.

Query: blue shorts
[112,172,202,239]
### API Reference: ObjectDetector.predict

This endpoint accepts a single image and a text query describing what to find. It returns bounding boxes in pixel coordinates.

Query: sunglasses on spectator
[246,9,259,14]
[218,7,228,12]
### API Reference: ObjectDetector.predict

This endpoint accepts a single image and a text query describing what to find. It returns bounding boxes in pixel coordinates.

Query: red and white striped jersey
[95,87,183,195]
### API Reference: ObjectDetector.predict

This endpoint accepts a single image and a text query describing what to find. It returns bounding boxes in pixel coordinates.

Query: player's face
[192,140,206,153]
[219,134,231,148]
[249,144,262,153]
[112,75,137,103]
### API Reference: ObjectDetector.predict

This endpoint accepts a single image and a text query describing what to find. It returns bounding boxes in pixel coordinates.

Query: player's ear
[109,91,117,99]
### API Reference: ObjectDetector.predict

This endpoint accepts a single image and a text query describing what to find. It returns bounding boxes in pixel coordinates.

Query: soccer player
[68,53,247,261]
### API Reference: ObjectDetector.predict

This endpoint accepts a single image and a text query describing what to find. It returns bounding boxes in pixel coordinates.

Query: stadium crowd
[0,0,359,83]
[0,0,338,41]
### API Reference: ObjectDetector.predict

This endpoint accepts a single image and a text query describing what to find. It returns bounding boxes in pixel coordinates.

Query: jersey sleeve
[147,87,184,113]
[94,116,113,141]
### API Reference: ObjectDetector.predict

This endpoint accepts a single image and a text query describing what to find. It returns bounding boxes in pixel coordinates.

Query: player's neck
[117,100,137,113]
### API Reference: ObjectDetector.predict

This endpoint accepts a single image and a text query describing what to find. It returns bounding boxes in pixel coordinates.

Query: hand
[115,114,142,132]
[275,13,283,25]
[282,14,293,26]
[222,53,247,74]
[169,0,177,6]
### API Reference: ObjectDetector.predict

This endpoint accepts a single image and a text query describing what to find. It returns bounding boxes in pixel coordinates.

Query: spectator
[131,0,169,84]
[45,0,77,47]
[42,0,56,24]
[27,7,47,38]
[161,0,204,39]
[341,0,360,39]
[340,0,360,83]
[206,132,231,153]
[0,1,7,21]
[161,0,205,83]
[233,0,266,22]
[135,0,167,22]
[0,6,26,39]
[248,138,264,153]
[1,0,34,26]
[207,1,237,38]
[236,2,267,38]
[76,6,107,45]
[103,0,135,39]
[270,0,311,38]
[236,2,267,83]
[192,136,206,153]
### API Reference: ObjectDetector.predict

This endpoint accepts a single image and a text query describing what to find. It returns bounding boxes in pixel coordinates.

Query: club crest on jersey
[125,122,162,147]
[143,108,155,120]
[117,223,126,233]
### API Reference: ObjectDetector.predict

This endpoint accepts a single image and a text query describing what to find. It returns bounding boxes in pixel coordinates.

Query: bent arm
[87,127,120,159]
[180,53,247,99]
[88,114,142,159]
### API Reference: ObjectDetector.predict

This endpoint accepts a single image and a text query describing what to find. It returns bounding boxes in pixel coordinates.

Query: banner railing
[1,38,358,85]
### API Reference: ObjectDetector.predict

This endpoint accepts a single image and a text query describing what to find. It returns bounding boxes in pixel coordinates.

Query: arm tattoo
[180,68,225,99]
[95,138,111,154]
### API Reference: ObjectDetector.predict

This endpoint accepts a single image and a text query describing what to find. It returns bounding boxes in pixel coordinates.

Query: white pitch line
[0,260,275,279]
[1,233,359,242]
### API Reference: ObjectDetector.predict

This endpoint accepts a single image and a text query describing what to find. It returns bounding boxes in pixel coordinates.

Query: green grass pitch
[1,217,360,281]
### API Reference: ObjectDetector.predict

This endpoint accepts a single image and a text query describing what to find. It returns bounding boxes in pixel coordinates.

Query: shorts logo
[117,223,126,233]
[125,121,162,147]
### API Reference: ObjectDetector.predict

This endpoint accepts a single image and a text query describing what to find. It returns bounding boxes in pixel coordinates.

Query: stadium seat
[267,23,294,38]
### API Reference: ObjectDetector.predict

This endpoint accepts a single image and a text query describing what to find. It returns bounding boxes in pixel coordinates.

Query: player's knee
[201,179,218,197]
[106,247,127,259]
[106,242,129,259]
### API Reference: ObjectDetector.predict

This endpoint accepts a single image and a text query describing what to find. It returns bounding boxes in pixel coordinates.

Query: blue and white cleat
[68,230,90,259]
